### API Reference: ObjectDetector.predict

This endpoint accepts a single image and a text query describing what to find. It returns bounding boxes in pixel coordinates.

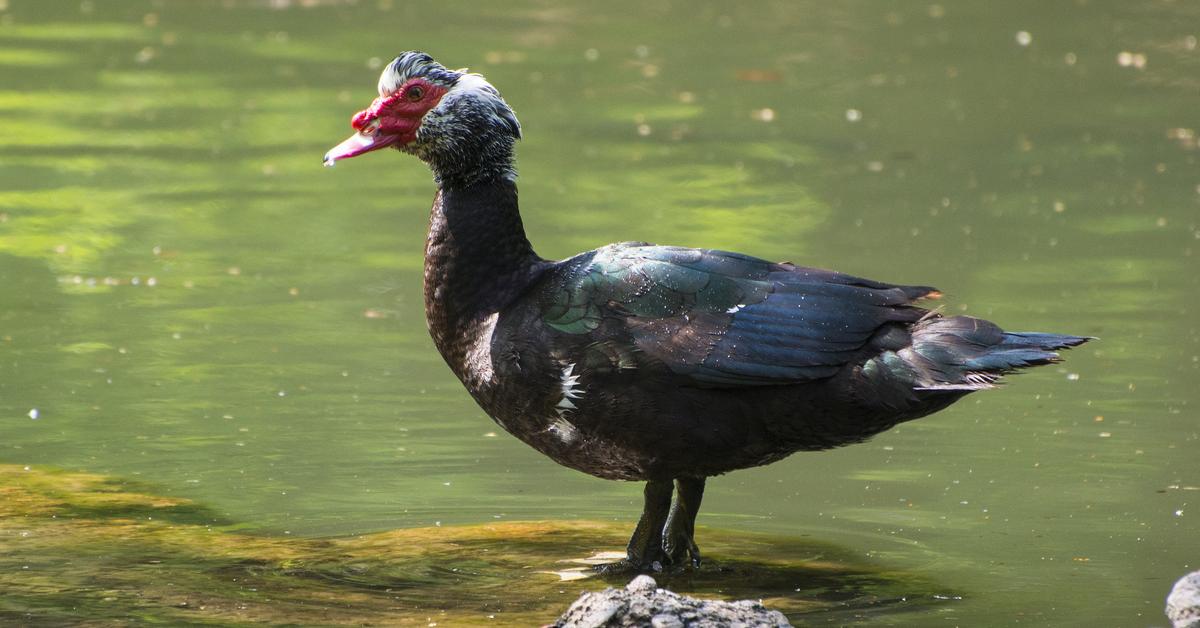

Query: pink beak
[323,128,402,167]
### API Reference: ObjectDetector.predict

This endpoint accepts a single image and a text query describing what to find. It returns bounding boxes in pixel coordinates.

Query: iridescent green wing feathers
[539,244,937,387]
[542,244,772,333]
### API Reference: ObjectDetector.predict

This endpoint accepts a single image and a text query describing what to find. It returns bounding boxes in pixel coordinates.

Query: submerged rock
[1168,570,1200,628]
[554,575,791,627]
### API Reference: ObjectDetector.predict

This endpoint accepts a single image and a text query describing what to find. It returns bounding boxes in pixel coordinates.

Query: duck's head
[325,52,521,184]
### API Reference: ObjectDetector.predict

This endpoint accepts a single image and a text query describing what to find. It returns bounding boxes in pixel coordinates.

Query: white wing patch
[547,417,579,445]
[548,362,585,444]
[725,303,747,314]
[556,362,584,413]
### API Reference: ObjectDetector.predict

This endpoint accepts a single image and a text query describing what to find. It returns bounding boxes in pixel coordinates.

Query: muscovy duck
[324,52,1089,572]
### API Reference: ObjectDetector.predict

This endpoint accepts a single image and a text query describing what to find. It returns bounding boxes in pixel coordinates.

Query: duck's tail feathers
[901,316,1092,392]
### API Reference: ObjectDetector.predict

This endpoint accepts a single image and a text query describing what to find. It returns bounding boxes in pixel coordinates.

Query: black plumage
[326,52,1089,572]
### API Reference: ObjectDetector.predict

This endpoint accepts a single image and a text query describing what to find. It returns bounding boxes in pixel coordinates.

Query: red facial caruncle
[324,78,449,166]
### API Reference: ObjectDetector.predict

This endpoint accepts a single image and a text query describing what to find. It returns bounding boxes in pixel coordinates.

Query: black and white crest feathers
[377,51,521,143]
[378,51,462,95]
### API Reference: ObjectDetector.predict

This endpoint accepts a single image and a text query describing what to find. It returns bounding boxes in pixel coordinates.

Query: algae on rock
[0,464,951,626]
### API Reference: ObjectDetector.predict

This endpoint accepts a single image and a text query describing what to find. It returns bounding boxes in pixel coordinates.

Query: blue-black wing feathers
[539,244,938,387]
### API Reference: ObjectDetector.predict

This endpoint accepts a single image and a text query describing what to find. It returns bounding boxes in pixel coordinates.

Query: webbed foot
[597,477,707,574]
[662,477,705,568]
[592,557,665,575]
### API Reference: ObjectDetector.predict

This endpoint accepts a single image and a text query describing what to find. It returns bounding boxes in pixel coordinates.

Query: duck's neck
[423,176,541,374]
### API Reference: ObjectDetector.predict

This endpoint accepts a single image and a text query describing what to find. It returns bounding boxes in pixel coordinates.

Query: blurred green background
[1,0,1196,625]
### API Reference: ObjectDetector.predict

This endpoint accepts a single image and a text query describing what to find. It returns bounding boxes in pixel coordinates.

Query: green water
[1,0,1196,625]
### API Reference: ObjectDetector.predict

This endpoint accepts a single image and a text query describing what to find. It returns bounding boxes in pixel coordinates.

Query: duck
[324,51,1089,573]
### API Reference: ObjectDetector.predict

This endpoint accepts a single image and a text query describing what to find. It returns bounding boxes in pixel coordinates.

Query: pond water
[1,0,1197,625]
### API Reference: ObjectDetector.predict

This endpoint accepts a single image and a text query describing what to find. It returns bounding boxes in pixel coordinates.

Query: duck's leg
[595,479,673,573]
[662,476,705,568]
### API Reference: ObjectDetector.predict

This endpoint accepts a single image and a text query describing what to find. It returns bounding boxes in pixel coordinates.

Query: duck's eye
[405,86,424,101]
